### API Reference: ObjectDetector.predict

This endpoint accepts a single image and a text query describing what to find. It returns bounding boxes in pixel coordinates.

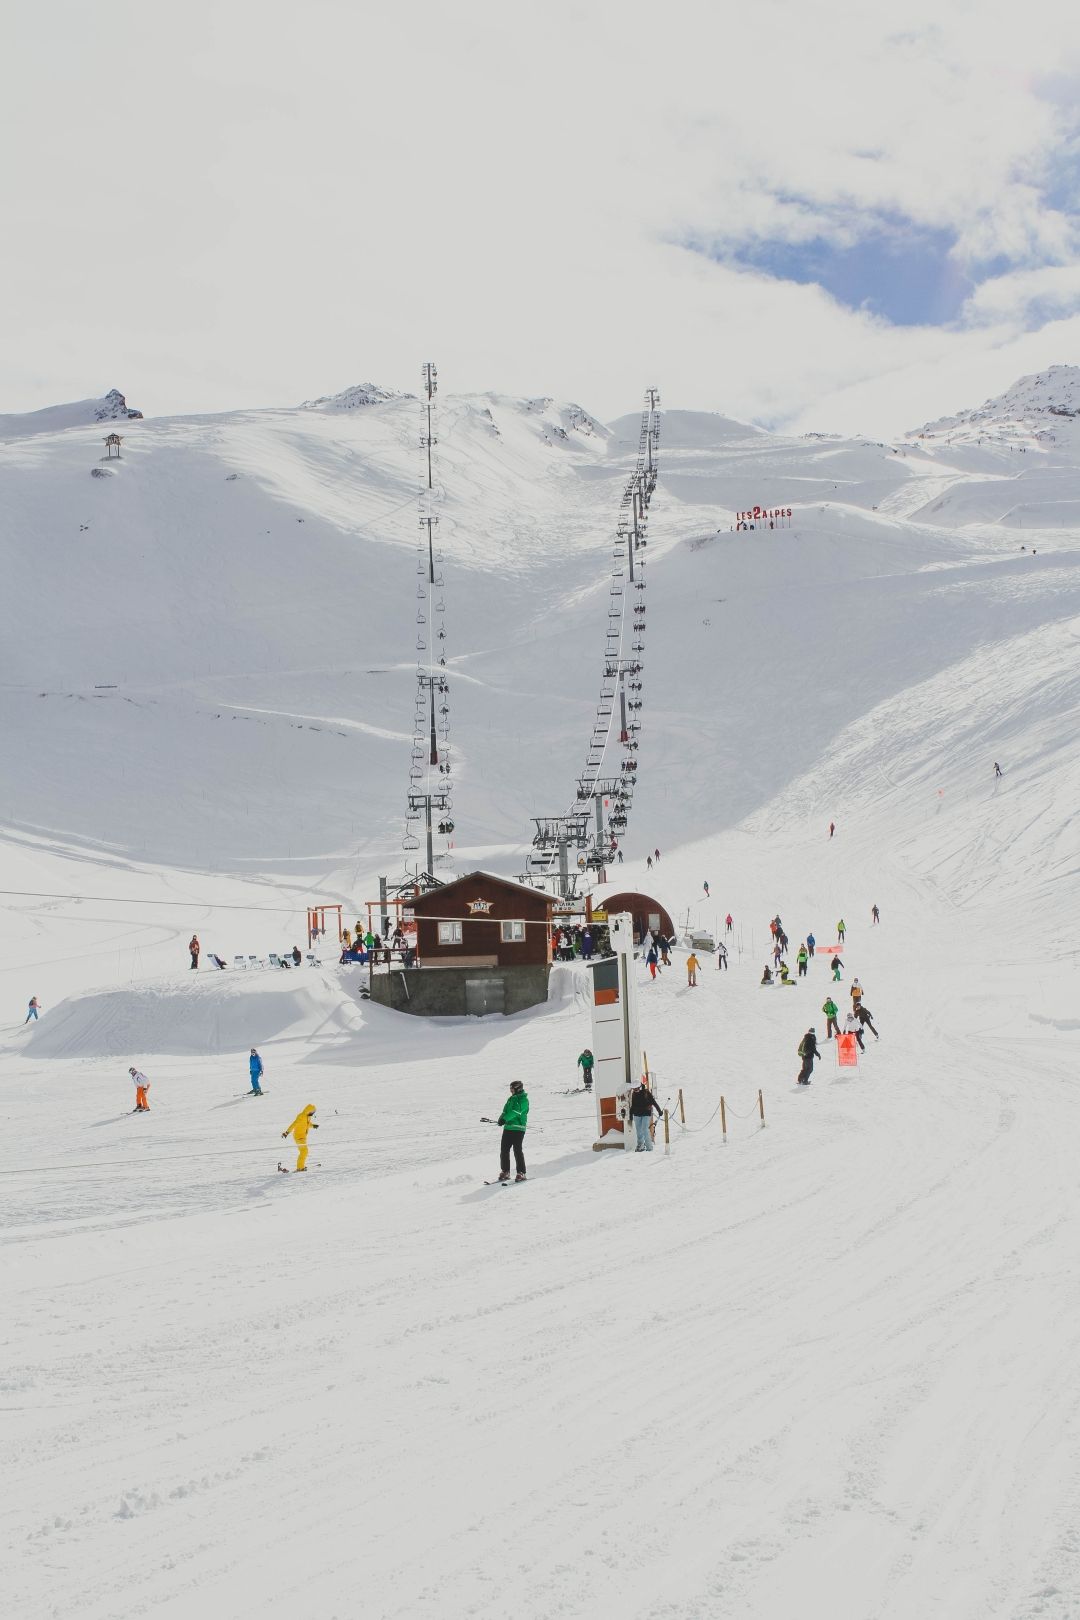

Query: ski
[483,1178,527,1186]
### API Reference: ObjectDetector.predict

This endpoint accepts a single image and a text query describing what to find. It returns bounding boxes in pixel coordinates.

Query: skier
[24,996,39,1023]
[629,1076,663,1151]
[281,1104,318,1172]
[829,821,835,838]
[725,913,733,934]
[806,931,816,959]
[248,1048,265,1096]
[495,1079,529,1182]
[796,943,808,978]
[646,855,653,870]
[616,849,623,864]
[855,1002,879,1040]
[994,762,1003,778]
[822,996,841,1039]
[871,904,880,925]
[796,1026,820,1085]
[837,918,846,942]
[716,940,728,971]
[646,943,659,980]
[830,954,844,982]
[686,951,700,987]
[129,1066,150,1112]
[850,977,864,1007]
[189,934,200,970]
[703,881,710,898]
[654,848,661,862]
[844,1011,865,1053]
[659,936,671,967]
[577,1048,595,1091]
[773,940,784,969]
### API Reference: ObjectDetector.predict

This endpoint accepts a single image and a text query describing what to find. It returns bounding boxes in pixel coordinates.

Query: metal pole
[594,790,604,851]
[425,797,434,880]
[558,835,568,900]
[379,876,388,938]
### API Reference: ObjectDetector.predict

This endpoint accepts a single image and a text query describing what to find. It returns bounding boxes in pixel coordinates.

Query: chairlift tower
[403,361,454,885]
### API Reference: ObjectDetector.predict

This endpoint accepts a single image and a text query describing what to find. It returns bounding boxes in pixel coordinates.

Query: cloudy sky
[3,0,1080,435]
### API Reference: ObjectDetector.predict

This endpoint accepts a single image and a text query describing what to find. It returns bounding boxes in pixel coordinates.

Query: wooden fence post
[663,1109,670,1155]
[720,1095,727,1142]
[758,1088,766,1127]
[677,1088,686,1124]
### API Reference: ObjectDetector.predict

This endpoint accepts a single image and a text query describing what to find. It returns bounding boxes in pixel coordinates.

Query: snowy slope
[4,370,1080,1618]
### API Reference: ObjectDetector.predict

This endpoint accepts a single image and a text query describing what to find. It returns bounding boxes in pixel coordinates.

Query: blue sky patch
[723,219,973,326]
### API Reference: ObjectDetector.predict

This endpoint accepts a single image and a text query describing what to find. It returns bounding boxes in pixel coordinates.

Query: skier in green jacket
[577,1049,595,1092]
[822,997,841,1039]
[496,1080,529,1182]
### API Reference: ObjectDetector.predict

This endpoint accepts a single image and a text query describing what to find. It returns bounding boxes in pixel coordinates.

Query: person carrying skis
[871,904,880,924]
[282,1104,318,1171]
[495,1080,528,1182]
[129,1066,150,1111]
[806,932,816,959]
[837,918,846,942]
[850,978,864,1007]
[189,935,200,970]
[629,1076,663,1150]
[796,943,808,978]
[822,997,841,1039]
[25,996,40,1023]
[831,954,844,981]
[716,940,728,970]
[249,1048,265,1096]
[577,1048,595,1091]
[686,952,700,987]
[855,1002,879,1040]
[844,1010,865,1052]
[796,1026,820,1085]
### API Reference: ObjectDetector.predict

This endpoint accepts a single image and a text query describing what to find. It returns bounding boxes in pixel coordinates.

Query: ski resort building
[594,891,673,944]
[369,872,554,1017]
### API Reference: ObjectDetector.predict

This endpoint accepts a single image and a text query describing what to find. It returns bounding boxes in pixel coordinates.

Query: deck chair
[305,951,321,967]
[268,953,282,969]
[234,955,246,970]
[248,955,259,970]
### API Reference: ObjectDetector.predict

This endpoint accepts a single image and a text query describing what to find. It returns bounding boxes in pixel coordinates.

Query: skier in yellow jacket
[281,1104,318,1171]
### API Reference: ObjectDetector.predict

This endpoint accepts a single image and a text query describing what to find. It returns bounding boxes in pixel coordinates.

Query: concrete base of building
[367,963,551,1017]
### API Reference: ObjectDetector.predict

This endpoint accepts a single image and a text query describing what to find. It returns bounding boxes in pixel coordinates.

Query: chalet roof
[409,870,554,912]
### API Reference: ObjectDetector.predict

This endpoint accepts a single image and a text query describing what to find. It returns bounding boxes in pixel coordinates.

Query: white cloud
[1,0,1079,436]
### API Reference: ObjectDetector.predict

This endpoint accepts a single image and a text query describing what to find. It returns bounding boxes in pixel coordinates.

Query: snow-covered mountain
[0,386,142,439]
[6,367,1080,1620]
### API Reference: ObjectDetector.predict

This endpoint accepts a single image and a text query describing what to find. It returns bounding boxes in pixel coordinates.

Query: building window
[500,920,526,943]
[437,921,463,945]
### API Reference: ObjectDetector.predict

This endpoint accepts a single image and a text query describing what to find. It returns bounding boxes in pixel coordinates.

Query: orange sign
[836,1033,858,1067]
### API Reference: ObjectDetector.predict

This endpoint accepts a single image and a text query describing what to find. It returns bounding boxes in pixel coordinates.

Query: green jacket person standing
[822,998,841,1039]
[497,1080,529,1182]
[577,1049,595,1092]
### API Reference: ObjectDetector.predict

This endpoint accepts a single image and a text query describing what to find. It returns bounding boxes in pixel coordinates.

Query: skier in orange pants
[282,1105,318,1171]
[129,1067,150,1111]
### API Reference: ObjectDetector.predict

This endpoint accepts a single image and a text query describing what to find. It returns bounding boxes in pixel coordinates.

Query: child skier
[495,1080,529,1182]
[577,1048,595,1091]
[281,1104,318,1171]
[129,1067,150,1111]
[248,1048,265,1096]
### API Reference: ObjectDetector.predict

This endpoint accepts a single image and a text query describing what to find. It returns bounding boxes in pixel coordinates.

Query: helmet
[129,1067,136,1075]
[509,1080,525,1094]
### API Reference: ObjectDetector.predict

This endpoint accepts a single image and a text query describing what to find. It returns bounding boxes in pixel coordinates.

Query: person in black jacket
[854,1002,879,1040]
[796,1027,821,1085]
[629,1078,663,1151]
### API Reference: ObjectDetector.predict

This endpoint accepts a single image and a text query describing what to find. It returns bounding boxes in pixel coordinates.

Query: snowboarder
[725,913,733,934]
[831,955,844,981]
[189,935,200,970]
[495,1080,528,1181]
[686,952,700,987]
[646,943,659,980]
[281,1104,318,1171]
[796,944,808,977]
[129,1066,150,1111]
[796,1027,820,1085]
[844,1011,865,1052]
[24,996,39,1023]
[871,904,880,924]
[716,941,728,970]
[822,997,841,1039]
[850,978,864,1007]
[806,932,816,959]
[836,918,846,942]
[855,1002,879,1040]
[994,762,1003,777]
[778,961,795,985]
[761,965,774,985]
[248,1048,264,1096]
[629,1077,663,1150]
[577,1048,595,1091]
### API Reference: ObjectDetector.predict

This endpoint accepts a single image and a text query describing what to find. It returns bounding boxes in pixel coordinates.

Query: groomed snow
[3,377,1080,1618]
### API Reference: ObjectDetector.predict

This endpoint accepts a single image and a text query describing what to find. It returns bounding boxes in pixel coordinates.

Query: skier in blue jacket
[248,1048,264,1096]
